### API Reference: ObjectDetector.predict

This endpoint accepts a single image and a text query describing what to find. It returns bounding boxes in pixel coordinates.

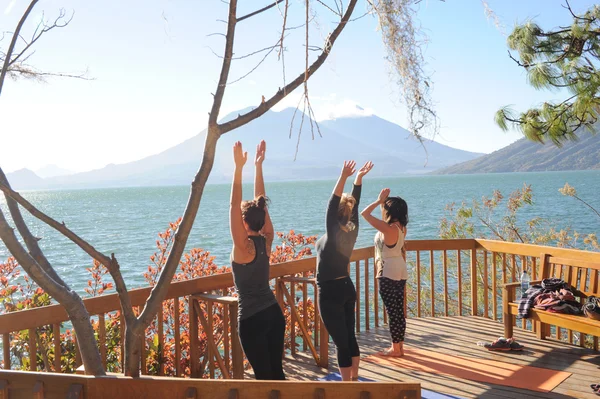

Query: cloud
[273,93,375,121]
[317,98,374,121]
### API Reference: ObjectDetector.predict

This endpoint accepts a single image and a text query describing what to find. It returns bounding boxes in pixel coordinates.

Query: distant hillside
[5,169,45,190]
[436,133,600,175]
[6,108,481,190]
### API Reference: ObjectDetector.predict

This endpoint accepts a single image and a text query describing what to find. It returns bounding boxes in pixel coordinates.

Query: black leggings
[318,276,360,368]
[379,277,406,343]
[238,303,286,380]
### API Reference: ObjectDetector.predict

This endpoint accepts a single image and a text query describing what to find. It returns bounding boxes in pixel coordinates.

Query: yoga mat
[363,348,571,393]
[317,373,464,399]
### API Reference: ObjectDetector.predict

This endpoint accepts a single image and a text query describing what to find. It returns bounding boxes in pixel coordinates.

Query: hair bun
[256,195,267,209]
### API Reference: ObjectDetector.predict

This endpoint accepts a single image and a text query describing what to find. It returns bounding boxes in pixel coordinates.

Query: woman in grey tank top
[229,140,285,380]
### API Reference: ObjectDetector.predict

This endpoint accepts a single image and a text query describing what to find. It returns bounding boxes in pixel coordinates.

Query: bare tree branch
[237,0,285,23]
[227,41,280,84]
[0,169,66,287]
[208,0,238,126]
[317,0,342,17]
[9,9,74,68]
[219,0,359,134]
[0,0,39,96]
[0,206,105,376]
[0,179,135,323]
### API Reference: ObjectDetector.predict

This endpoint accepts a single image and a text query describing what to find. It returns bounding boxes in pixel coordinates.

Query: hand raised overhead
[378,188,391,204]
[233,141,248,168]
[341,160,357,177]
[255,140,266,166]
[357,161,374,178]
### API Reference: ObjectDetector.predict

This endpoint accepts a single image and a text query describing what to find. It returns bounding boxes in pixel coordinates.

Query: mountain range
[435,132,600,174]
[5,107,482,190]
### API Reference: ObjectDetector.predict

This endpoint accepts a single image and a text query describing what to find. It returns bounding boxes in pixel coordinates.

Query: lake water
[1,170,598,293]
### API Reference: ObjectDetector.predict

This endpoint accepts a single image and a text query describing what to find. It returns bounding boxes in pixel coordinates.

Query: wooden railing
[0,369,421,399]
[1,239,599,378]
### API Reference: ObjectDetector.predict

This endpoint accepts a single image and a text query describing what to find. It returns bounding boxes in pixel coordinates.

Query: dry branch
[218,0,359,134]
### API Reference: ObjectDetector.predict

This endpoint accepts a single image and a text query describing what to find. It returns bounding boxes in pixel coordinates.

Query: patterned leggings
[379,277,407,343]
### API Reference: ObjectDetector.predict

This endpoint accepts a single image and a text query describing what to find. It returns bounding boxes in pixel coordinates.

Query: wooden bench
[503,254,600,345]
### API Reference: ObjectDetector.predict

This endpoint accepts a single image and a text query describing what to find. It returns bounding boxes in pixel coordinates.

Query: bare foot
[379,348,404,357]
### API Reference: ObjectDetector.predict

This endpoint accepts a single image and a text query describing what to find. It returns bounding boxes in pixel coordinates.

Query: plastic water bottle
[520,269,530,298]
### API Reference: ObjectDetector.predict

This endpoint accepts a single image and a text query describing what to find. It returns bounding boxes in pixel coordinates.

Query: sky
[0,0,595,174]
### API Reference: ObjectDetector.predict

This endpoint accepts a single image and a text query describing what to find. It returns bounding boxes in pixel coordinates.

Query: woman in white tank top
[361,188,409,357]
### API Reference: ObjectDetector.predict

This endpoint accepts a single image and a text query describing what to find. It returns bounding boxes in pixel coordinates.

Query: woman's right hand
[378,188,390,204]
[341,160,356,178]
[233,141,247,169]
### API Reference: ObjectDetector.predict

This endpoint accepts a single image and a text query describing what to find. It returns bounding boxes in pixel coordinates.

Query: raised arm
[361,188,398,245]
[350,161,374,226]
[230,142,249,253]
[254,140,274,255]
[327,161,356,233]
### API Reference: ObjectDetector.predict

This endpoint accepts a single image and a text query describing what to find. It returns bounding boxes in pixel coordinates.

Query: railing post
[318,303,329,369]
[189,296,199,378]
[470,248,478,316]
[2,333,9,370]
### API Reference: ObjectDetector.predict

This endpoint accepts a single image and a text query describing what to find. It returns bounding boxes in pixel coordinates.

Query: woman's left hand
[357,161,374,178]
[255,140,266,166]
[378,188,390,204]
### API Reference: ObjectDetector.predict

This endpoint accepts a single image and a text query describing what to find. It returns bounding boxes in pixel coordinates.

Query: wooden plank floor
[276,316,600,399]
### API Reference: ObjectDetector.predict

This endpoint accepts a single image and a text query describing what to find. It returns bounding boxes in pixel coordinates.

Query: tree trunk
[123,322,143,377]
[67,302,106,376]
[124,126,221,377]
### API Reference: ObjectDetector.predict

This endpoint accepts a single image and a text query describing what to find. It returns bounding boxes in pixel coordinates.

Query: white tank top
[374,224,407,281]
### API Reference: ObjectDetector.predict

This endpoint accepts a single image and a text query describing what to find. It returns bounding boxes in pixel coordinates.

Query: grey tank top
[231,235,277,320]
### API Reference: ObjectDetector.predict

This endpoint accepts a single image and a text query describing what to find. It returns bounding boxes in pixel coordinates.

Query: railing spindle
[223,302,230,376]
[174,297,181,377]
[303,277,308,351]
[511,254,517,282]
[470,249,478,316]
[502,253,507,284]
[429,250,435,317]
[52,324,60,373]
[492,253,498,321]
[416,251,421,318]
[158,306,164,376]
[291,281,296,356]
[189,297,199,378]
[457,250,462,316]
[208,301,214,379]
[2,333,9,370]
[28,328,36,372]
[98,314,106,369]
[442,250,448,317]
[483,251,489,319]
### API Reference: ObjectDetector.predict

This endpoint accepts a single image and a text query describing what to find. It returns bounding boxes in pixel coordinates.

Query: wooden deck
[278,316,600,399]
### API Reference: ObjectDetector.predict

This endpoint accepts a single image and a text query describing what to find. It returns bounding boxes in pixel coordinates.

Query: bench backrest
[540,253,600,297]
